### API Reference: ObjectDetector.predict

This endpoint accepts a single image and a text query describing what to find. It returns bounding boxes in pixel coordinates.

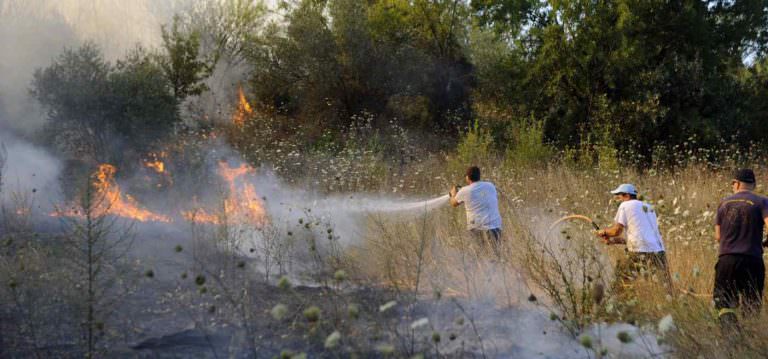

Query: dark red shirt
[716,191,768,258]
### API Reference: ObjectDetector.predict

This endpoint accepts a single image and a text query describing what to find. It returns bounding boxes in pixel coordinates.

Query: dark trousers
[713,254,765,320]
[470,228,501,254]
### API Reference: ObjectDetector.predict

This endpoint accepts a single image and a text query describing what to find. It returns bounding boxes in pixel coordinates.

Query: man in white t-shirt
[449,166,502,251]
[596,183,670,288]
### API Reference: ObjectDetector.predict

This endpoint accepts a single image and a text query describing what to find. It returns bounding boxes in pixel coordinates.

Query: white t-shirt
[455,181,502,230]
[614,199,665,253]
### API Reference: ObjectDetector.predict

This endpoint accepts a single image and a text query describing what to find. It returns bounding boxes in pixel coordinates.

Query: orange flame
[145,160,165,174]
[232,86,253,127]
[91,164,170,222]
[181,208,221,224]
[54,164,171,222]
[218,161,267,225]
[181,162,268,226]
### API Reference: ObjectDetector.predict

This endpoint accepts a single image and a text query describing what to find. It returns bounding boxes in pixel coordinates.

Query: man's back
[615,199,664,252]
[455,181,502,230]
[716,191,768,258]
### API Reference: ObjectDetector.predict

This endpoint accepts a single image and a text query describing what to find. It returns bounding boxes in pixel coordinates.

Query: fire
[181,162,268,226]
[181,208,221,224]
[91,164,170,222]
[232,86,253,127]
[53,158,267,226]
[145,160,165,174]
[54,164,171,223]
[217,161,267,225]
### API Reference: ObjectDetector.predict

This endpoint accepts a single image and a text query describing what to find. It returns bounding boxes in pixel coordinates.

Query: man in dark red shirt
[714,168,768,332]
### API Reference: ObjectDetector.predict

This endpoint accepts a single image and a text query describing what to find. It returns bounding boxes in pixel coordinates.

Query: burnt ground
[0,219,666,358]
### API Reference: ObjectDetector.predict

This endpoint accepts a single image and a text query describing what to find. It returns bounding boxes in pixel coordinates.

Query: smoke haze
[0,0,190,132]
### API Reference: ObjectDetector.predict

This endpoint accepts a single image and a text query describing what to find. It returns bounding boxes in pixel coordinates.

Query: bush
[504,119,554,168]
[449,121,496,177]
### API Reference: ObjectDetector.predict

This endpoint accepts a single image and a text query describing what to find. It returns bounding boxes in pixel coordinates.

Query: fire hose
[549,214,600,231]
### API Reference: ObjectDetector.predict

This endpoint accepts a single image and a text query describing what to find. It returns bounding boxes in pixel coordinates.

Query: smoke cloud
[0,0,190,133]
[0,131,62,211]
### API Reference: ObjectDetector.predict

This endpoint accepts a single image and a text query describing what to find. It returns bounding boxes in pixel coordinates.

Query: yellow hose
[549,214,600,231]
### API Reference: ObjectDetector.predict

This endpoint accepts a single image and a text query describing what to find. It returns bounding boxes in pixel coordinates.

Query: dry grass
[354,160,768,357]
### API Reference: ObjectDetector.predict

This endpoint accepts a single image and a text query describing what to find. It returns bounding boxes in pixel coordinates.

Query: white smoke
[0,131,62,211]
[0,0,192,133]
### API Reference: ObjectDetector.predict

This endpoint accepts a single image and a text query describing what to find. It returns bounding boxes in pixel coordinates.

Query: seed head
[579,335,593,349]
[334,270,347,282]
[278,276,291,290]
[303,306,321,322]
[271,304,288,320]
[617,331,632,343]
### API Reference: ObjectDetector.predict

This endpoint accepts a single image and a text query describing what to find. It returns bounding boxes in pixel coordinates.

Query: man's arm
[450,186,462,207]
[597,223,625,245]
[763,218,768,247]
[715,224,721,242]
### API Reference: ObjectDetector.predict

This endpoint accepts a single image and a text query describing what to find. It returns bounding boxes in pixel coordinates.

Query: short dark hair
[466,166,481,182]
[617,193,638,199]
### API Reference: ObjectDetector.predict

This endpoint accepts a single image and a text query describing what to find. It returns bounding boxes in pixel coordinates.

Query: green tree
[471,0,768,165]
[33,44,181,165]
[32,43,113,161]
[160,16,213,100]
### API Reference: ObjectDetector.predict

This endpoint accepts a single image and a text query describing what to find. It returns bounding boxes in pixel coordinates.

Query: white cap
[610,183,637,195]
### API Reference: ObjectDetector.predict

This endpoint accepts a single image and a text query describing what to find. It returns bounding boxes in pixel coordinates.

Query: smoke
[0,0,191,133]
[0,131,62,212]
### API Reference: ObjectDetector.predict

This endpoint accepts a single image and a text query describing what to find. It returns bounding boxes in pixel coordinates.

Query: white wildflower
[658,314,675,335]
[410,318,429,330]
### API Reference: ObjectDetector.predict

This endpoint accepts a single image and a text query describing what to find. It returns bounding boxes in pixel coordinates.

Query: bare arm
[763,218,768,247]
[597,223,625,245]
[450,186,462,207]
[715,224,721,242]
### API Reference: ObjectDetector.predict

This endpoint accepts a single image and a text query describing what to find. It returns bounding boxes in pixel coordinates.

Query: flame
[91,164,170,222]
[181,208,221,224]
[217,161,267,225]
[52,158,267,226]
[145,160,165,174]
[181,162,268,226]
[54,164,171,222]
[232,86,253,127]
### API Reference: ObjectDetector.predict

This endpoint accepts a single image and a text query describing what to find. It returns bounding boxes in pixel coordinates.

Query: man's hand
[450,185,459,198]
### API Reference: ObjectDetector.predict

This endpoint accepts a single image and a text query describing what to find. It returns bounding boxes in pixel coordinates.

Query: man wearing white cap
[596,183,669,287]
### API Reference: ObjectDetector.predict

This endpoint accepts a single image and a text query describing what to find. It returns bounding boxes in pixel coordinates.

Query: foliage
[32,44,181,165]
[160,16,213,100]
[178,0,267,67]
[247,0,473,136]
[472,0,768,166]
[504,119,554,168]
[450,121,495,175]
